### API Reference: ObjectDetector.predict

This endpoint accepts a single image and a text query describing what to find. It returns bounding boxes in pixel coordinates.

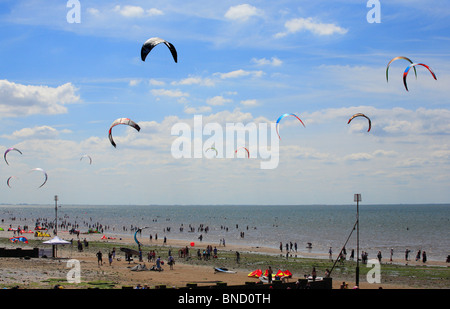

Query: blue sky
[0,0,449,205]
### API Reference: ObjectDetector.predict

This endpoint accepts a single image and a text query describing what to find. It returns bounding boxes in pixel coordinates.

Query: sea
[0,203,448,262]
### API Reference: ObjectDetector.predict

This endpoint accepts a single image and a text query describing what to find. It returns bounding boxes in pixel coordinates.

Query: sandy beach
[0,228,448,290]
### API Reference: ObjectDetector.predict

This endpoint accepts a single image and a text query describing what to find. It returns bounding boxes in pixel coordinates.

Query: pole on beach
[54,195,58,258]
[55,195,58,236]
[354,194,361,287]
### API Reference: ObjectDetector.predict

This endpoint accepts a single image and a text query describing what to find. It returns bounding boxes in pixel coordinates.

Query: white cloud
[151,89,189,98]
[240,99,258,106]
[224,4,262,21]
[251,57,283,67]
[114,5,163,18]
[344,152,373,162]
[206,96,232,106]
[0,80,79,117]
[275,17,348,37]
[214,69,264,79]
[3,125,67,140]
[149,79,165,86]
[184,106,212,114]
[172,76,215,87]
[146,8,164,16]
[87,8,100,17]
[129,79,141,86]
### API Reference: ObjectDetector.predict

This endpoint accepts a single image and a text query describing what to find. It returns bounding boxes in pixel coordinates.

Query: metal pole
[55,195,58,236]
[354,194,361,287]
[54,195,58,258]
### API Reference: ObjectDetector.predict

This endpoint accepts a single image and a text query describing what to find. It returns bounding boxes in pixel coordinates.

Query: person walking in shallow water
[405,249,410,261]
[415,250,421,261]
[422,251,427,263]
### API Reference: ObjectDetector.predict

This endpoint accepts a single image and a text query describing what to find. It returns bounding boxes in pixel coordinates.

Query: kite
[4,147,22,165]
[134,227,148,249]
[6,176,18,188]
[30,168,48,188]
[386,56,417,82]
[10,236,28,244]
[206,147,218,157]
[235,147,250,158]
[80,154,92,165]
[141,37,177,63]
[348,113,371,132]
[108,118,141,148]
[275,113,305,139]
[403,63,437,91]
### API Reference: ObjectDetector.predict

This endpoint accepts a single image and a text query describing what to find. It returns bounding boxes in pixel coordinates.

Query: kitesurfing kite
[348,113,371,132]
[134,227,148,250]
[275,113,305,139]
[108,118,141,148]
[386,56,417,82]
[206,147,218,157]
[403,63,437,91]
[4,147,22,165]
[235,147,250,158]
[10,236,28,244]
[141,37,177,63]
[6,176,18,188]
[80,154,92,165]
[30,168,48,188]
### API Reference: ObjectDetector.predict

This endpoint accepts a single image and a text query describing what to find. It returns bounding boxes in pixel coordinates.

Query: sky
[0,0,449,205]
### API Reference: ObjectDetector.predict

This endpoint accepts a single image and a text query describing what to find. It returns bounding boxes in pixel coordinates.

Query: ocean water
[0,204,448,262]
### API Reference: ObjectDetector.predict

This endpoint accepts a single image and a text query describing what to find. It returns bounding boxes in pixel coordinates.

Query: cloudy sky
[0,0,449,205]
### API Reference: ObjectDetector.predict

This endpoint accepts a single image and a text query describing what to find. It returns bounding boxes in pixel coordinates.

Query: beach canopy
[42,236,70,245]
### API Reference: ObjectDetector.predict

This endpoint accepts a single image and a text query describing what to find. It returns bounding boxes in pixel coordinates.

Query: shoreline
[0,228,448,290]
[1,226,447,267]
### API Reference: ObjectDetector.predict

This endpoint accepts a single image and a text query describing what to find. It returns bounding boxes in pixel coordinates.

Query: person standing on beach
[156,256,161,270]
[96,250,103,266]
[390,248,393,262]
[422,251,427,263]
[311,267,317,281]
[405,249,411,261]
[267,266,273,284]
[168,255,175,270]
[328,247,333,260]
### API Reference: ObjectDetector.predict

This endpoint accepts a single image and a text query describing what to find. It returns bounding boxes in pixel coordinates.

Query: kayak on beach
[214,267,236,274]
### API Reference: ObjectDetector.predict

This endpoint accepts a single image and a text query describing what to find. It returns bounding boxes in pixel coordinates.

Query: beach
[0,228,448,290]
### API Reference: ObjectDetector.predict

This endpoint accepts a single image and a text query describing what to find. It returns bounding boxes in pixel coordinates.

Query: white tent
[42,236,71,245]
[42,236,71,258]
